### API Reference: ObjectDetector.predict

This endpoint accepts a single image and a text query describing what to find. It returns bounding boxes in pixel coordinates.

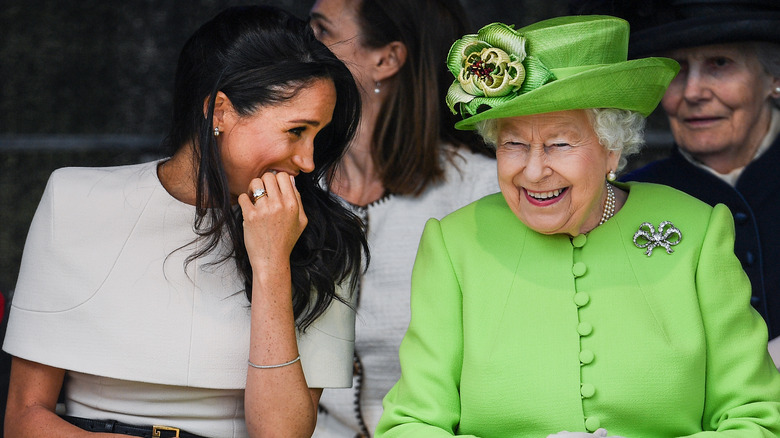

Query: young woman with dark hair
[3,5,366,437]
[309,0,498,435]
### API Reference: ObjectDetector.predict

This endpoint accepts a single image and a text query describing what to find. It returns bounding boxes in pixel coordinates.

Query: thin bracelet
[248,355,301,369]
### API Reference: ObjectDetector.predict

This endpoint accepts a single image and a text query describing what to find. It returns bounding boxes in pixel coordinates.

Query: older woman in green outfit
[376,15,780,438]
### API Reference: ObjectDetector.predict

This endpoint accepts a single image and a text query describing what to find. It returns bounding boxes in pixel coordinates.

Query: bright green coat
[377,182,780,437]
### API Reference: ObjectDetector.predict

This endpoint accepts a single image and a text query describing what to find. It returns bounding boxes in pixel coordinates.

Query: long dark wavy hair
[355,0,493,196]
[162,5,366,330]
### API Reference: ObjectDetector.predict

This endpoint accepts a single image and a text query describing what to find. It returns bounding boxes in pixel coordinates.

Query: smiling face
[215,78,337,202]
[495,110,619,236]
[661,42,778,173]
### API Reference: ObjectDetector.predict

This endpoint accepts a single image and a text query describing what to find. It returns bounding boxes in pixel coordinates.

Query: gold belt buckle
[152,425,180,437]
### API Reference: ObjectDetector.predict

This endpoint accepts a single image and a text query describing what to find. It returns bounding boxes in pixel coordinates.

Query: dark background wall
[0,0,670,295]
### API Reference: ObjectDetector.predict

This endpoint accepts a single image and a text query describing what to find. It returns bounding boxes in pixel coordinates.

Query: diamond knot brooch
[633,221,682,256]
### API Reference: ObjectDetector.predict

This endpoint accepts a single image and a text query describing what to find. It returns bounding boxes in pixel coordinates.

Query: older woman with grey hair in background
[376,15,780,438]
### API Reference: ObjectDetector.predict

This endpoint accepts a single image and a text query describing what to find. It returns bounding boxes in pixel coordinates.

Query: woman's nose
[523,148,550,181]
[682,67,713,103]
[292,141,315,174]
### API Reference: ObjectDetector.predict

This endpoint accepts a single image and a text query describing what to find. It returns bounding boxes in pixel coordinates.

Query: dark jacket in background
[622,135,780,339]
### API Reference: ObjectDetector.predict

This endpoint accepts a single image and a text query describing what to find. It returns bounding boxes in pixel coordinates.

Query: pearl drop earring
[374,82,381,94]
[213,127,220,137]
[607,170,617,182]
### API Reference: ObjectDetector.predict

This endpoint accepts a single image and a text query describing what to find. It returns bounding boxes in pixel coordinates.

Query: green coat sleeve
[684,203,780,437]
[376,218,479,437]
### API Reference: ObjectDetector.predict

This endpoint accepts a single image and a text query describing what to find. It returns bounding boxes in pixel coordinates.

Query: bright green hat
[445,15,680,130]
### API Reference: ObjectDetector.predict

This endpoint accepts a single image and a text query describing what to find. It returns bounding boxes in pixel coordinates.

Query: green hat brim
[454,57,679,130]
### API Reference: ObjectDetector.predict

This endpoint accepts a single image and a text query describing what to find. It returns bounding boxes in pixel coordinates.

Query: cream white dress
[3,161,356,438]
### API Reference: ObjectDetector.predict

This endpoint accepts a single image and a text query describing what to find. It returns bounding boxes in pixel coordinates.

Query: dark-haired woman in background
[308,0,498,436]
[3,5,365,437]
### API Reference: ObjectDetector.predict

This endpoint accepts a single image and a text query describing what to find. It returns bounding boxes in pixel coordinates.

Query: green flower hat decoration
[458,46,524,97]
[445,16,681,130]
[446,23,554,119]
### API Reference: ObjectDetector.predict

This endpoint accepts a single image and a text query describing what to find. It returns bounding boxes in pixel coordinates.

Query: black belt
[62,415,207,438]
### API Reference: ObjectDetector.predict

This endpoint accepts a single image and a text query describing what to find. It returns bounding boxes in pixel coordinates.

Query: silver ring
[251,188,267,203]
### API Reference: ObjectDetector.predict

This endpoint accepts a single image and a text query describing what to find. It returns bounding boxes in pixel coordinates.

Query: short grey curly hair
[474,108,647,171]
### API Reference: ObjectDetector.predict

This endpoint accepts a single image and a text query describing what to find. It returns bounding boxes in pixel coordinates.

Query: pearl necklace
[598,183,616,226]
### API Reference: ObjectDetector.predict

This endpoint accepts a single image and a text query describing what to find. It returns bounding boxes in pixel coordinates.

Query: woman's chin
[518,216,565,235]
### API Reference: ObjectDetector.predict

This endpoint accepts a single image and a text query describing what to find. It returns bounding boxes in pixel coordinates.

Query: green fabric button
[581,383,596,398]
[572,262,587,277]
[579,350,594,364]
[572,234,587,248]
[578,322,593,336]
[574,292,590,307]
[585,416,601,431]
